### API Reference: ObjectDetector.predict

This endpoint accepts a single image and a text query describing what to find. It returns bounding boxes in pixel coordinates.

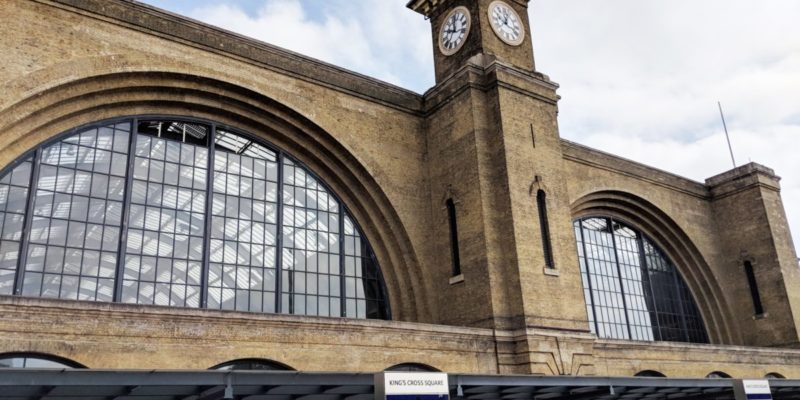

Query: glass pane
[22,122,130,301]
[207,129,278,313]
[0,157,33,295]
[123,122,208,307]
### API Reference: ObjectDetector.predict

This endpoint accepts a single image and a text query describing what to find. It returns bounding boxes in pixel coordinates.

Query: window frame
[573,216,709,343]
[0,115,391,320]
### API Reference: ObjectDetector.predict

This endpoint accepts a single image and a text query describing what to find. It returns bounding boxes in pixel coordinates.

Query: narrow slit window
[446,198,461,277]
[537,190,554,269]
[744,261,764,315]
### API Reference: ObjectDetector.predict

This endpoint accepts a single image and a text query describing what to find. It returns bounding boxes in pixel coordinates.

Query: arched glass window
[0,118,389,320]
[446,198,461,277]
[210,358,293,371]
[744,261,764,315]
[706,371,732,379]
[573,217,708,343]
[765,372,786,379]
[0,352,85,368]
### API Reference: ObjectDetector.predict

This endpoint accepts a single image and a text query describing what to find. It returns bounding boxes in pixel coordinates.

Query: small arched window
[0,352,85,368]
[635,370,666,377]
[536,190,554,269]
[446,198,461,277]
[765,372,785,379]
[385,363,440,372]
[744,261,764,315]
[210,358,294,371]
[706,371,732,379]
[573,217,708,343]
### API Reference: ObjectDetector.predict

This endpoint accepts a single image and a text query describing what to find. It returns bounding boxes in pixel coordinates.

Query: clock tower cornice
[411,0,535,83]
[407,0,528,18]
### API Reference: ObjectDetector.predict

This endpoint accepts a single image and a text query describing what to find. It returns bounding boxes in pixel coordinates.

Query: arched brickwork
[0,69,429,323]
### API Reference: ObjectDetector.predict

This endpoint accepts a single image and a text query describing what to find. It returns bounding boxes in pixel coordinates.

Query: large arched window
[573,217,707,343]
[0,117,389,320]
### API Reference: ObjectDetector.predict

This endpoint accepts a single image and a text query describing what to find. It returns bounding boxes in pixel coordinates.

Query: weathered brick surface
[0,0,798,378]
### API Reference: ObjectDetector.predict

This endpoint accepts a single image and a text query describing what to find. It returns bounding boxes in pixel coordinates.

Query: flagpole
[718,101,736,168]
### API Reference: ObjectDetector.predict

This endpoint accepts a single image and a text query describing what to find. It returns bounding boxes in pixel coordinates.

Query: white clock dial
[488,1,525,46]
[439,6,471,56]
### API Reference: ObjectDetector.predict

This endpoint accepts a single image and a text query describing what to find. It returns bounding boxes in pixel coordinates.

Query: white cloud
[580,125,800,251]
[147,0,800,254]
[187,0,433,91]
[532,0,800,254]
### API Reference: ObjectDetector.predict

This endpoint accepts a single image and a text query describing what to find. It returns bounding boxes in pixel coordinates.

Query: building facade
[0,0,799,378]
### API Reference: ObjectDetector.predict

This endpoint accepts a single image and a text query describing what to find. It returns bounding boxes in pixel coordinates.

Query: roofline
[42,0,425,114]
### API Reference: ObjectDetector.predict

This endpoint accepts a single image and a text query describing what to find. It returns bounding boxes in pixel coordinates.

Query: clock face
[488,1,525,46]
[438,6,471,56]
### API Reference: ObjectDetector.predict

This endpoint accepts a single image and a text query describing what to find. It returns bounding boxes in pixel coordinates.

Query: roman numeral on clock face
[439,7,471,56]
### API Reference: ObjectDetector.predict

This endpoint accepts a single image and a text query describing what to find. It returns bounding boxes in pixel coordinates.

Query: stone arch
[571,190,738,345]
[0,69,429,323]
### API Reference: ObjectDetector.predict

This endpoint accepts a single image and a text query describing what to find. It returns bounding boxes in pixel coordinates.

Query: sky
[140,0,800,255]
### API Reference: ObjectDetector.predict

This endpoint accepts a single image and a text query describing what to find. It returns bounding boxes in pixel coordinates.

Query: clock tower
[407,0,592,358]
[408,0,535,82]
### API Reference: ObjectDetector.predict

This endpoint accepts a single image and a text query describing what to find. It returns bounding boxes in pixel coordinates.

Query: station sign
[374,372,449,400]
[734,380,772,400]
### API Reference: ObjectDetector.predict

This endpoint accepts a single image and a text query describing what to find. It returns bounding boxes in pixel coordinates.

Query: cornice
[422,54,559,116]
[561,139,710,200]
[705,163,782,201]
[407,0,529,17]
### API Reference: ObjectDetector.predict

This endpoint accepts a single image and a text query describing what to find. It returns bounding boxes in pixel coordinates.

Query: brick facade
[0,0,798,377]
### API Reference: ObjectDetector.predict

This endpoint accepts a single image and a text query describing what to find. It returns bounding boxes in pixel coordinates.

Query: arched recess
[385,362,440,372]
[635,370,666,377]
[0,70,429,322]
[210,358,295,371]
[571,190,738,345]
[0,352,87,368]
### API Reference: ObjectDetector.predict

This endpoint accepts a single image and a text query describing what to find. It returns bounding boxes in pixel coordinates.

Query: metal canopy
[1,370,800,400]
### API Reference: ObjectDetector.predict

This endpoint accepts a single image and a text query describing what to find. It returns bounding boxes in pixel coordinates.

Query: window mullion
[112,119,138,302]
[13,148,43,295]
[275,151,284,314]
[339,205,346,317]
[608,218,633,340]
[636,233,662,341]
[200,124,216,308]
[577,219,600,335]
